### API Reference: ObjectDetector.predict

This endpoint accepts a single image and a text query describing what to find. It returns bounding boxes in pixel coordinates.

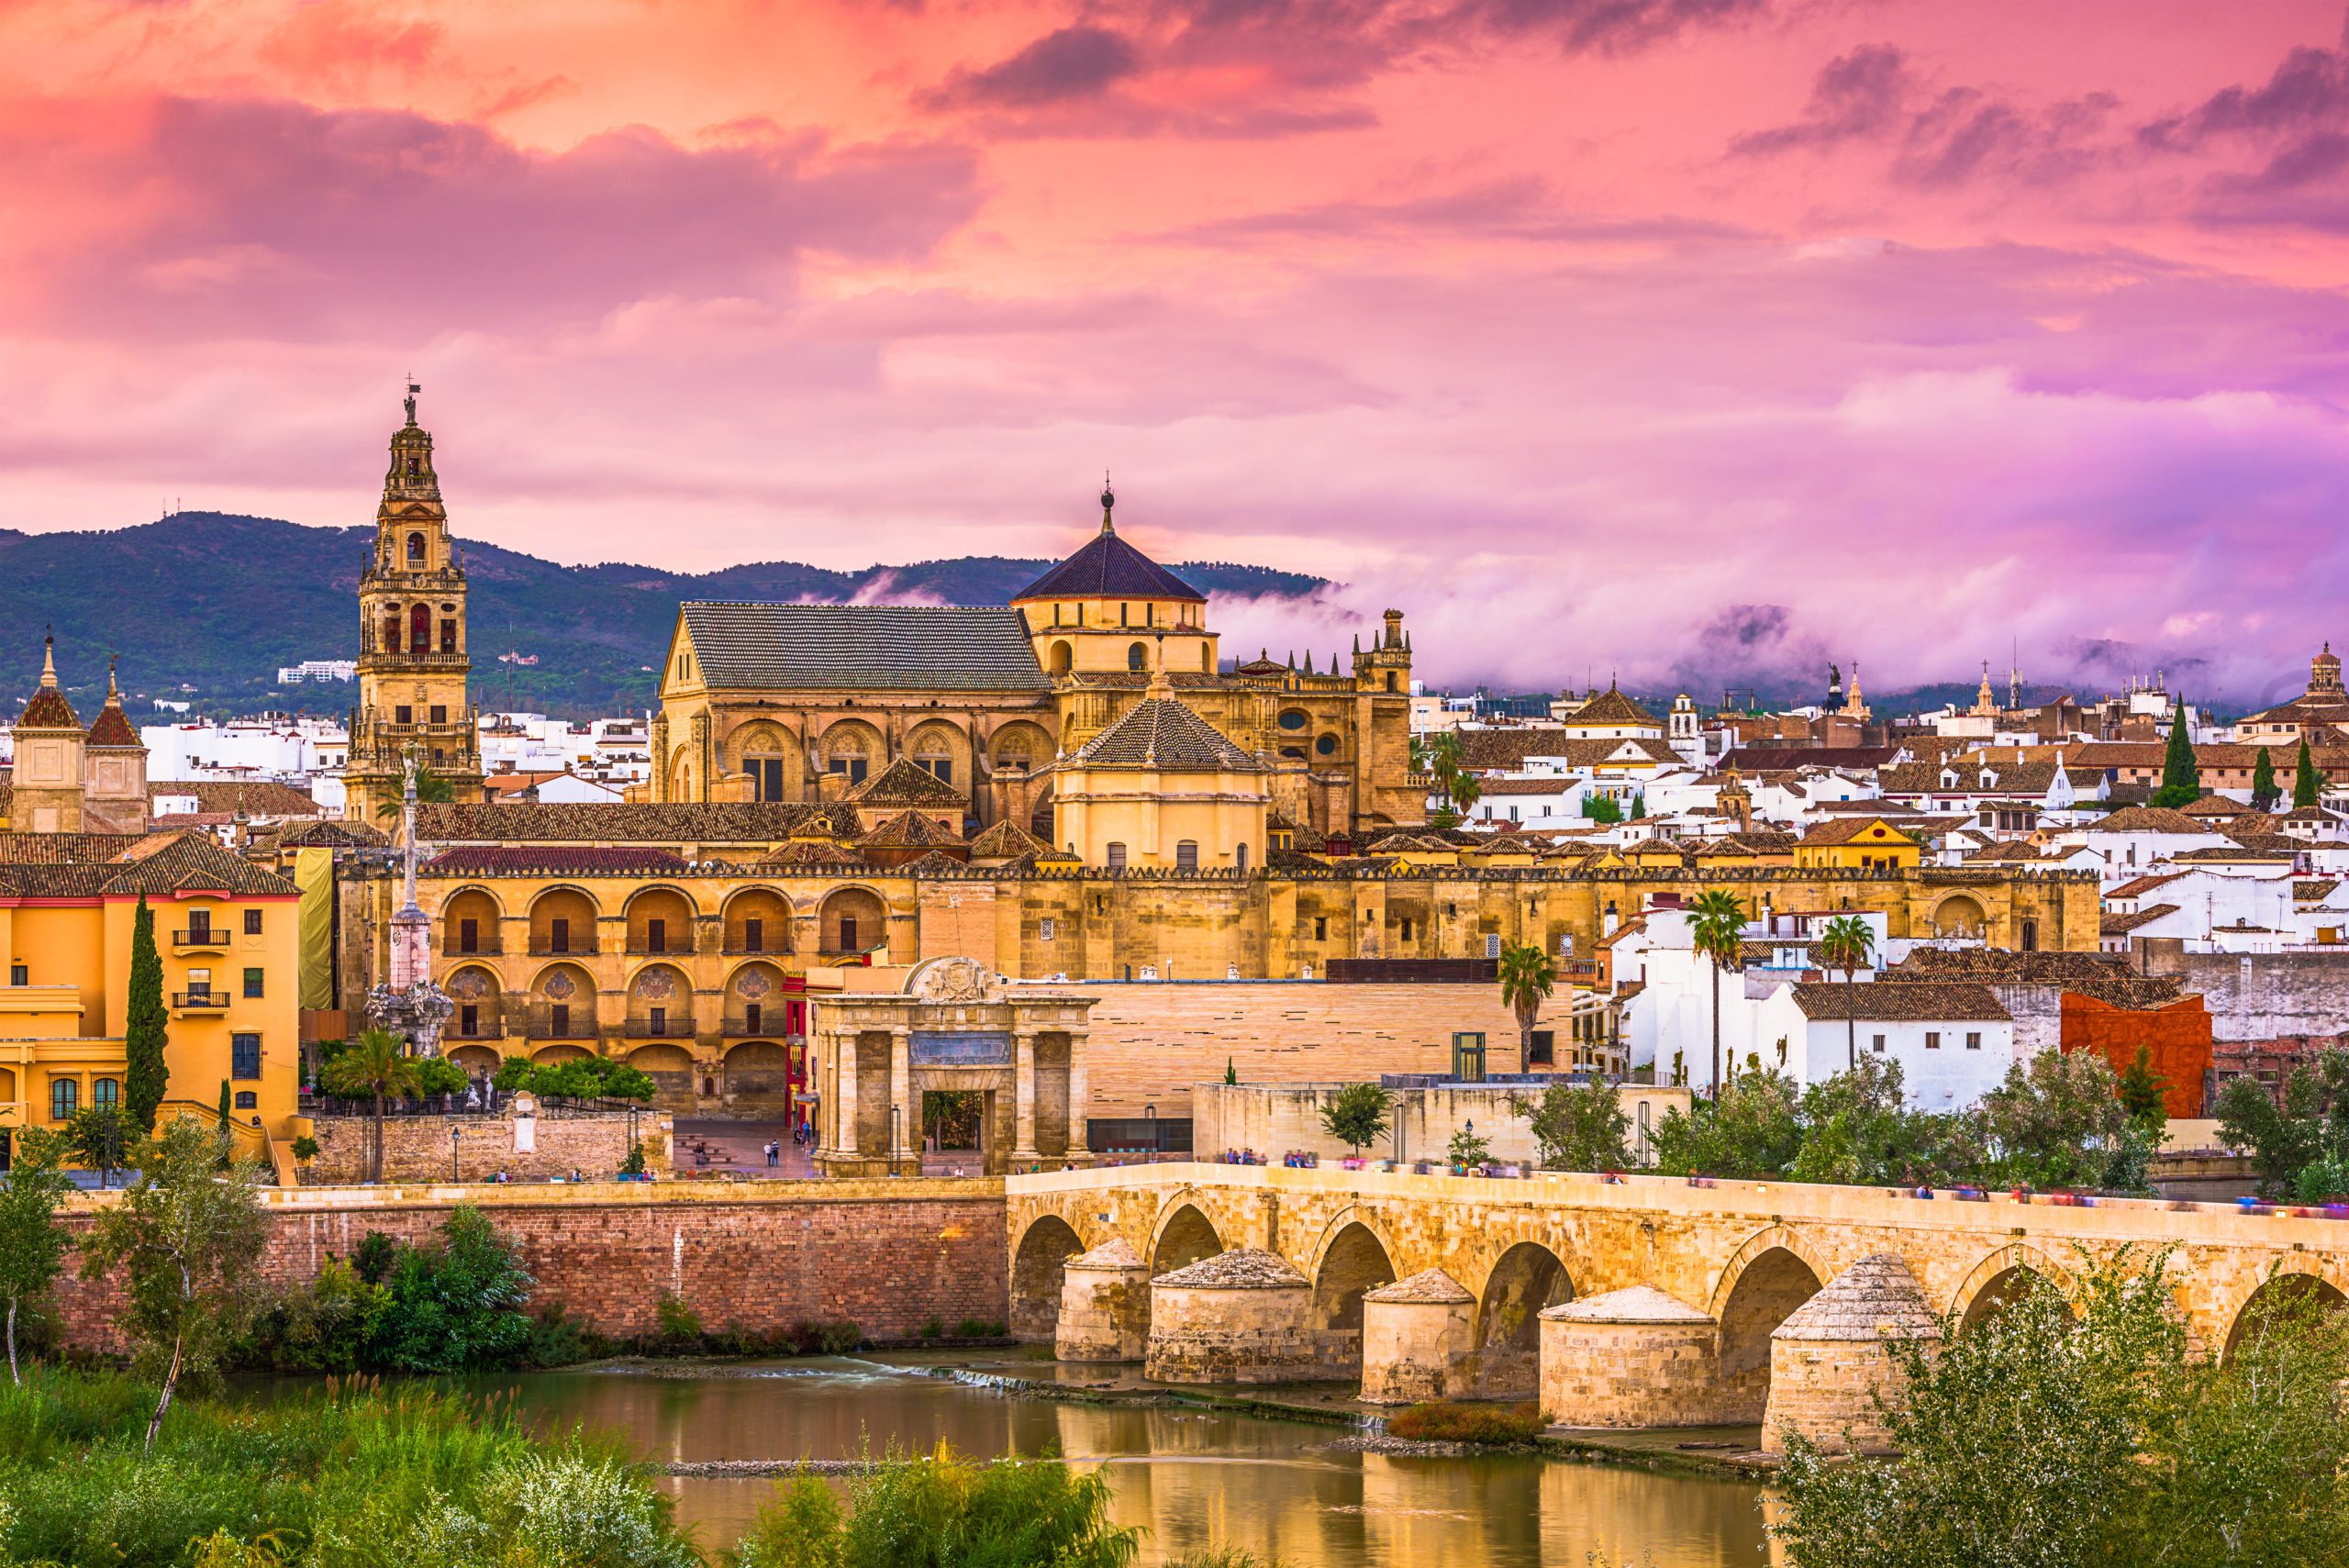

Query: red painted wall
[2060,992,2214,1117]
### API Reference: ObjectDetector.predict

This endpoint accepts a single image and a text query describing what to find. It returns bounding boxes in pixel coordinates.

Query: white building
[139,715,349,783]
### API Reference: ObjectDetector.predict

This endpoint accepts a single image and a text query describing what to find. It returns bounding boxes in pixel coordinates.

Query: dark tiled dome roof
[87,700,141,749]
[18,685,79,731]
[1013,521,1205,604]
[1069,696,1260,772]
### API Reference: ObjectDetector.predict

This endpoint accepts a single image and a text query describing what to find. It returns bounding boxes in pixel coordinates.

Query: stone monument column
[830,1031,858,1157]
[888,1024,912,1167]
[1011,1027,1041,1166]
[1065,1027,1090,1164]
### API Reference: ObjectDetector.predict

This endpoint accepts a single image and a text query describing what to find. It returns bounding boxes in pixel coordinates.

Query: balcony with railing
[172,992,230,1013]
[173,927,230,951]
[621,1018,696,1040]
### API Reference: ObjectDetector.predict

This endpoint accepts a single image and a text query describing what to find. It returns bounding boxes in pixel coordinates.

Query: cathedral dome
[1011,484,1205,605]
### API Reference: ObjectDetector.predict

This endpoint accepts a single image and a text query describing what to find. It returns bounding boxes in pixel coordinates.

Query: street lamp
[1143,1102,1157,1164]
[451,1124,462,1182]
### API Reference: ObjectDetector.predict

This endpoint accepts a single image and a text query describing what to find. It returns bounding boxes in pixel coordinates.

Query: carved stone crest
[908,956,996,1004]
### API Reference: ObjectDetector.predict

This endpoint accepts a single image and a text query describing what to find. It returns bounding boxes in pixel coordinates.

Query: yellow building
[649,484,1422,845]
[1794,817,1923,871]
[344,385,482,823]
[0,829,302,1168]
[1050,664,1269,871]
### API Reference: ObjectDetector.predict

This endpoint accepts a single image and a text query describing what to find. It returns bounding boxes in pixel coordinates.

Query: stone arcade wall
[303,1110,674,1185]
[54,1179,1005,1354]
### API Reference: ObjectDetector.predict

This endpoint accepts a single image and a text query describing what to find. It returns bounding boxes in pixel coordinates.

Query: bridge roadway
[1007,1163,2349,1391]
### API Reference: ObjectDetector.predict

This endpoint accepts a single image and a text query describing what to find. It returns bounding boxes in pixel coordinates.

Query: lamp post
[1143,1102,1157,1164]
[451,1124,462,1183]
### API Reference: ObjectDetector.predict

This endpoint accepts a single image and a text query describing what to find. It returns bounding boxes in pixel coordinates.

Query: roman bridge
[1007,1164,2349,1411]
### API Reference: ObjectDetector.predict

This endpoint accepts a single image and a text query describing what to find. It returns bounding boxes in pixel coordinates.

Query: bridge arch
[1474,1240,1575,1397]
[2223,1264,2349,1359]
[1307,1215,1399,1373]
[1010,1214,1086,1343]
[1949,1243,2077,1334]
[1149,1197,1225,1276]
[1710,1226,1833,1422]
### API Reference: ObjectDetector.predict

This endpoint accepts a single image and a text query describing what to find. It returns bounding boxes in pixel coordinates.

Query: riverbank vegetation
[1650,1052,2160,1193]
[2214,1045,2349,1199]
[1383,1402,1543,1445]
[1773,1250,2349,1568]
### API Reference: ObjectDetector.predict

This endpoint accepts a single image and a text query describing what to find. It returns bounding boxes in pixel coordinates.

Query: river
[480,1354,1778,1567]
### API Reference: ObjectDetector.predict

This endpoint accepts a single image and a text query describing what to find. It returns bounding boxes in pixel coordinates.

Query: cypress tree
[2251,747,2279,812]
[2151,698,2199,810]
[123,893,169,1133]
[2295,735,2322,809]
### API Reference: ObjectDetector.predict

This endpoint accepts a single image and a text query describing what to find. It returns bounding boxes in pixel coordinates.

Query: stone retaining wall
[303,1110,673,1185]
[53,1179,1005,1354]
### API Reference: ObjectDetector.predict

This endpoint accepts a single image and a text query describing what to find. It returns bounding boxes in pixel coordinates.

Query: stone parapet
[302,1109,671,1185]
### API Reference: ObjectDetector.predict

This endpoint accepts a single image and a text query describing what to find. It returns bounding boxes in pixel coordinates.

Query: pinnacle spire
[1099,473,1115,535]
[39,631,56,688]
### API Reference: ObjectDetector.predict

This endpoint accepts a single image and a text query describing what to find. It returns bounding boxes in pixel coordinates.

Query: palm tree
[374,763,457,819]
[320,1028,423,1183]
[1686,890,1747,1102]
[1497,941,1559,1073]
[1416,731,1469,825]
[1818,914,1876,1073]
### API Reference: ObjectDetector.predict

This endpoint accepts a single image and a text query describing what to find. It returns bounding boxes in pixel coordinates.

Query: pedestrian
[765,1140,779,1168]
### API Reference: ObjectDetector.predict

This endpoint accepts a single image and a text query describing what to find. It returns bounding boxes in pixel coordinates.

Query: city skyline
[6,0,2348,701]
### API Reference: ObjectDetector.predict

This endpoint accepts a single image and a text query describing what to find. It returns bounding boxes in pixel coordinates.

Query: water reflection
[490,1359,1776,1567]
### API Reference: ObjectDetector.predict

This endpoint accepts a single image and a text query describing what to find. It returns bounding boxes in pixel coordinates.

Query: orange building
[2059,991,2214,1117]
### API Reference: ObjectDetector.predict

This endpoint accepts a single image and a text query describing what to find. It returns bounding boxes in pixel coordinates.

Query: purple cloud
[923,26,1142,109]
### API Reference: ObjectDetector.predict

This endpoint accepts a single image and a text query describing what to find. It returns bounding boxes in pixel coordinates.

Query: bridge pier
[1762,1253,1942,1455]
[1360,1270,1476,1403]
[1539,1285,1725,1427]
[1144,1248,1316,1384]
[1056,1237,1151,1362]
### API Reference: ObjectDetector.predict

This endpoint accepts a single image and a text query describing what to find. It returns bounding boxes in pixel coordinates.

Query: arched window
[406,532,425,563]
[1235,842,1249,873]
[1049,641,1074,675]
[93,1077,118,1107]
[440,619,457,653]
[50,1078,76,1119]
[410,604,430,650]
[1128,642,1148,673]
[1175,840,1199,871]
[382,610,402,653]
[1106,842,1128,872]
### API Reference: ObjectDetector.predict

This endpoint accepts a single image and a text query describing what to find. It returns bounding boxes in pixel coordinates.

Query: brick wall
[2060,993,2214,1117]
[53,1181,1007,1354]
[304,1111,674,1184]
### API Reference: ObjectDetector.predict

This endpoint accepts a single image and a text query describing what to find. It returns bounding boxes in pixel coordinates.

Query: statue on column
[366,751,454,1056]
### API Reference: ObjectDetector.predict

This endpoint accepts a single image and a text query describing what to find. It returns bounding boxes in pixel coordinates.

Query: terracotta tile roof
[17,684,79,731]
[2295,879,2341,900]
[149,781,323,817]
[427,845,694,877]
[16,828,301,898]
[253,818,388,851]
[1718,746,1905,773]
[849,757,965,806]
[2088,806,2213,835]
[1562,685,1659,728]
[85,699,141,750]
[2223,829,2305,855]
[1798,817,1918,847]
[1460,733,1678,772]
[2175,844,2296,862]
[1886,948,2185,1008]
[1475,777,1584,795]
[859,809,965,849]
[418,801,825,844]
[679,602,1050,693]
[757,838,867,869]
[903,849,969,873]
[966,819,1049,860]
[1234,651,1291,677]
[2108,871,2188,899]
[2184,796,2257,818]
[1789,980,2010,1022]
[1365,1268,1474,1305]
[2101,904,2179,934]
[0,831,146,863]
[1010,521,1206,604]
[1068,695,1261,771]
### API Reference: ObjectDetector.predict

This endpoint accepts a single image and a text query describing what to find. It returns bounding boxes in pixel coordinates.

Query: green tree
[64,1101,137,1189]
[0,1126,73,1383]
[1976,1049,2154,1193]
[2116,1043,2169,1133]
[2210,1054,2349,1197]
[2294,734,2323,808]
[2150,696,2200,809]
[1816,914,1876,1073]
[1581,795,1624,824]
[373,762,458,818]
[78,1116,268,1449]
[1628,793,1645,819]
[1496,940,1558,1074]
[1773,1249,2349,1568]
[215,1077,233,1166]
[322,1027,424,1184]
[1446,1123,1491,1170]
[2251,745,2280,812]
[1319,1082,1392,1158]
[1650,1064,1803,1177]
[1223,1057,1238,1086]
[1513,1078,1630,1170]
[365,1204,535,1373]
[122,892,169,1133]
[1686,889,1747,1100]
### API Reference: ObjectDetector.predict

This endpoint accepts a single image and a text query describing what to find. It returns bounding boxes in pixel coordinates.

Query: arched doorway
[625,962,693,1042]
[1933,894,1987,939]
[723,888,794,956]
[442,964,503,1047]
[440,887,503,957]
[627,1043,696,1112]
[529,962,597,1043]
[625,887,697,957]
[2226,1271,2348,1358]
[1012,1216,1085,1342]
[1475,1241,1574,1396]
[818,887,887,956]
[1152,1203,1222,1276]
[529,887,600,956]
[1716,1245,1824,1421]
[1311,1221,1397,1373]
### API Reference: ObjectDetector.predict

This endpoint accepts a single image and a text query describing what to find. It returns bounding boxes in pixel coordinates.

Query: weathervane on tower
[1100,471,1115,534]
[404,376,419,427]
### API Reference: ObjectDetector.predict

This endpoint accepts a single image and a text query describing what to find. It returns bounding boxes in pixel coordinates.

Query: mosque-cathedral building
[319,399,2098,1140]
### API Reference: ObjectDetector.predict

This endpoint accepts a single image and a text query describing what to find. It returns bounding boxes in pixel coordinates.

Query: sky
[6,0,2349,706]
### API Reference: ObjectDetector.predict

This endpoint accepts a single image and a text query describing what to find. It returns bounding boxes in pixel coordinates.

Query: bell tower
[346,384,479,822]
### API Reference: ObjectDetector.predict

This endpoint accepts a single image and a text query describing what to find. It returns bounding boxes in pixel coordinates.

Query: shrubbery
[238,1205,532,1374]
[493,1053,657,1103]
[729,1444,1139,1568]
[1385,1401,1544,1444]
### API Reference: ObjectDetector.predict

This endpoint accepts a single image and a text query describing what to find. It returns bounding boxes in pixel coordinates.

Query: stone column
[831,1031,858,1156]
[889,1025,912,1169]
[1011,1027,1041,1166]
[1064,1027,1090,1164]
